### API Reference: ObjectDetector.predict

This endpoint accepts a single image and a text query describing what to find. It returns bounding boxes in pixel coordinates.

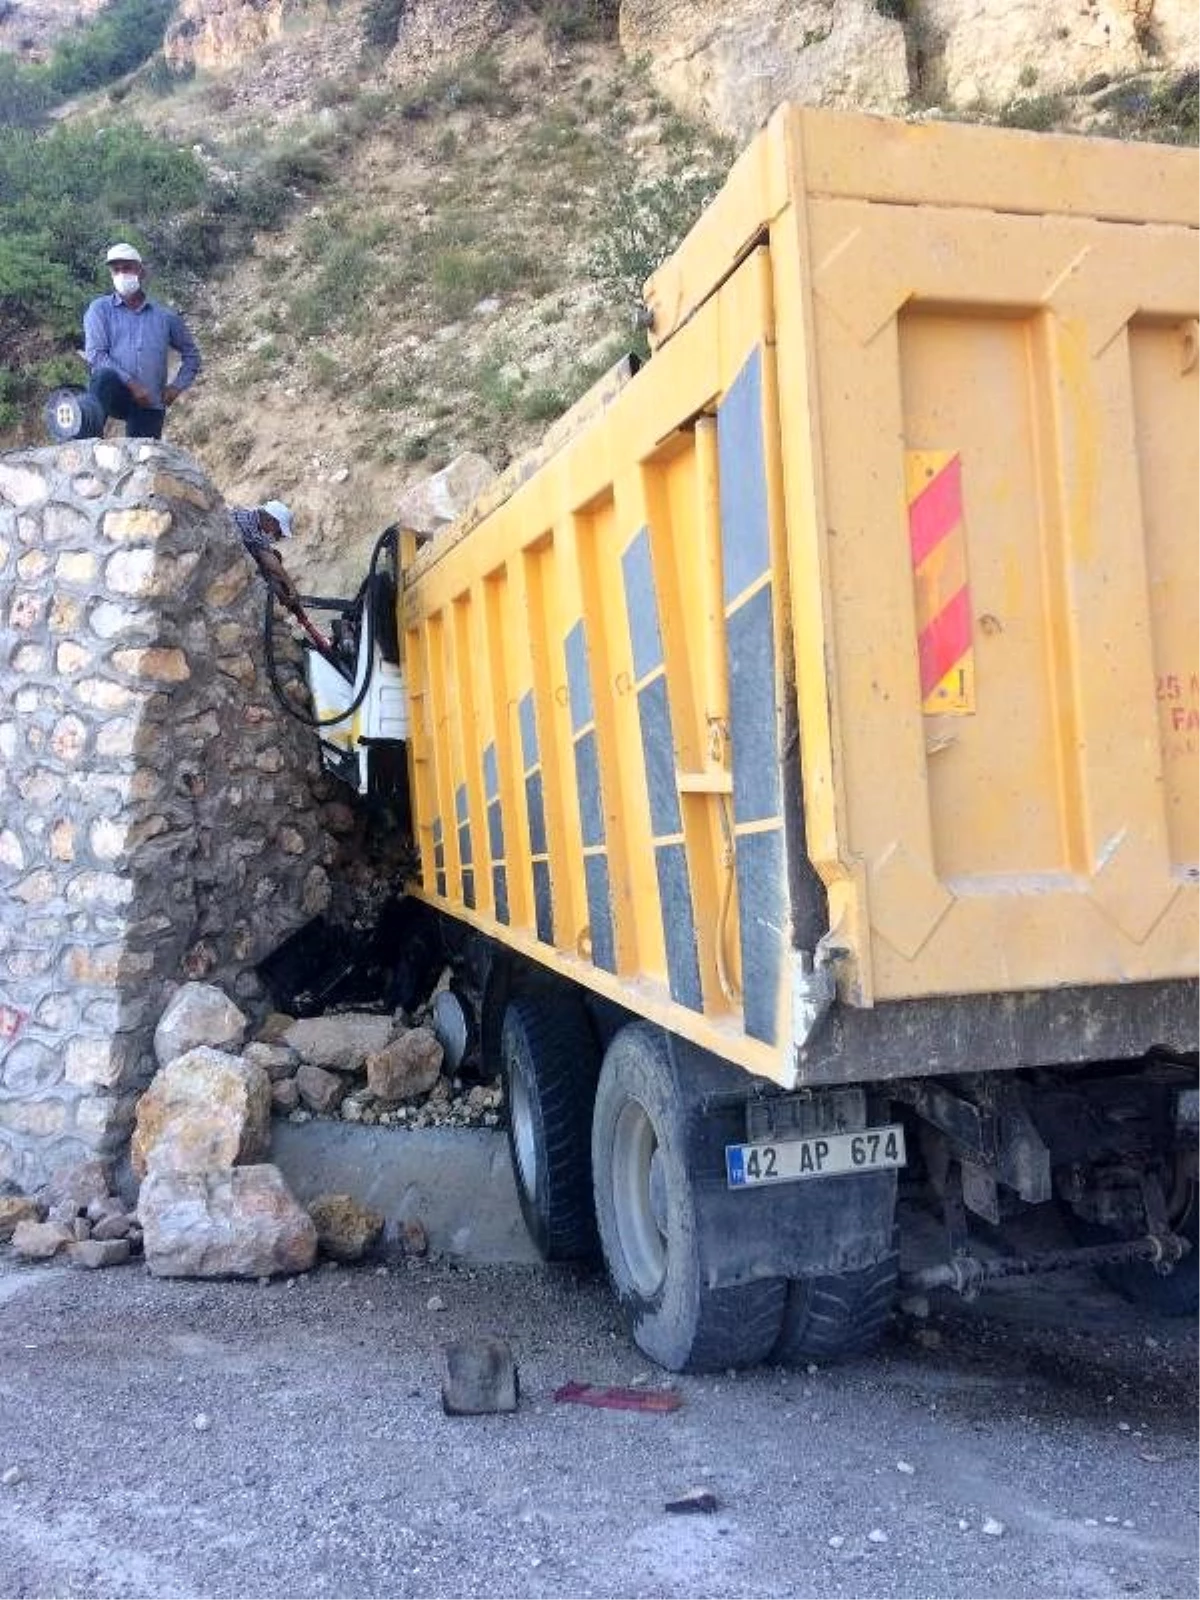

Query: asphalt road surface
[0,1241,1195,1600]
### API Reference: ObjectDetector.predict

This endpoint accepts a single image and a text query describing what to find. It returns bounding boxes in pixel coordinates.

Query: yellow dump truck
[309,106,1199,1371]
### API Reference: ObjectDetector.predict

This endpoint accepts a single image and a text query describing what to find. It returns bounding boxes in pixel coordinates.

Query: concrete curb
[270,1121,542,1265]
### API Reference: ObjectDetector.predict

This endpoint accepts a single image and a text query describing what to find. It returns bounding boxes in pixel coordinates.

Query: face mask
[112,272,140,298]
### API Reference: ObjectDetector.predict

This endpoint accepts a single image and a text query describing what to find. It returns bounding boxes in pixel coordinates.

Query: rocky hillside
[3,0,1196,597]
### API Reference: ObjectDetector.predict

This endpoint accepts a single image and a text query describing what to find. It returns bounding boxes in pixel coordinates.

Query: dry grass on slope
[114,14,731,596]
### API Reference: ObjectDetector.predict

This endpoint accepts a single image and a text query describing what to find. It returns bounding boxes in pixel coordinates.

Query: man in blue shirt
[80,242,202,439]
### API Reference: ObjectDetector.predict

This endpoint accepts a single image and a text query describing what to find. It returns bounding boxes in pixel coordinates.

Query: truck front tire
[500,993,600,1261]
[591,1023,786,1372]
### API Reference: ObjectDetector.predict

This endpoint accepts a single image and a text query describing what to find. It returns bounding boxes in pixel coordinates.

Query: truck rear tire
[591,1023,786,1373]
[771,1255,898,1364]
[500,993,600,1262]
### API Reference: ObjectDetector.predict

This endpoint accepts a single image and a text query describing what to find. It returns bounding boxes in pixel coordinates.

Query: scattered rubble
[2,959,508,1284]
[5,1160,141,1270]
[255,990,503,1132]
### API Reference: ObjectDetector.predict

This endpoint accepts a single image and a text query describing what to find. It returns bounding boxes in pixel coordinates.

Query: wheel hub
[611,1099,668,1298]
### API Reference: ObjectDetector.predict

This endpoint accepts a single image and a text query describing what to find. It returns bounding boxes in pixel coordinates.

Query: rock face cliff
[620,0,1197,138]
[620,0,910,132]
[156,0,1197,131]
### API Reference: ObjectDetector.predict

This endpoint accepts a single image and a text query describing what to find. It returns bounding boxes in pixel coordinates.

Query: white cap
[260,500,294,538]
[105,242,144,265]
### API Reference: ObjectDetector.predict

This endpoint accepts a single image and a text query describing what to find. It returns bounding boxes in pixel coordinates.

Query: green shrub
[362,0,404,53]
[45,0,173,97]
[997,94,1066,130]
[527,0,619,46]
[587,165,725,319]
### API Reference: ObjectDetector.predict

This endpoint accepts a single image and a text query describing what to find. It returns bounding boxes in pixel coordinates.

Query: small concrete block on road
[442,1337,519,1415]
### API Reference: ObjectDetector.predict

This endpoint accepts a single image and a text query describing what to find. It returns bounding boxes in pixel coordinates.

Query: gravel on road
[0,1249,1195,1599]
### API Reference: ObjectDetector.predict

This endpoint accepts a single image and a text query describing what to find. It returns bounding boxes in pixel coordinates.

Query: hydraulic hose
[264,523,398,730]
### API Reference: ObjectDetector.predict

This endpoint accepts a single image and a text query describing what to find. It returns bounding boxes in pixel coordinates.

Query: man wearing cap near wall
[81,242,202,439]
[231,501,302,612]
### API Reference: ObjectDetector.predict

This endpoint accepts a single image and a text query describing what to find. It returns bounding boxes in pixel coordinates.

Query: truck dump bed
[400,106,1199,1089]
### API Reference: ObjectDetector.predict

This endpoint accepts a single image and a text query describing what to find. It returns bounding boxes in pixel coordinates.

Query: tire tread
[772,1254,898,1364]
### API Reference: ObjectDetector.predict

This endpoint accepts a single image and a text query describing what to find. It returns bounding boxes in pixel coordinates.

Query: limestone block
[101,508,173,543]
[11,1219,72,1259]
[242,1042,299,1082]
[0,1196,39,1241]
[0,1099,68,1136]
[366,1029,444,1104]
[64,945,123,985]
[148,472,213,509]
[12,644,47,673]
[66,871,132,908]
[19,770,60,806]
[8,591,44,630]
[294,1064,347,1116]
[89,818,130,860]
[105,549,199,598]
[66,1238,131,1268]
[49,819,75,861]
[284,1013,395,1073]
[75,1093,136,1140]
[0,830,24,869]
[42,505,90,543]
[396,452,496,538]
[0,464,48,509]
[89,601,149,639]
[17,551,49,580]
[110,647,191,682]
[75,677,140,712]
[96,718,140,758]
[271,1078,300,1114]
[138,1165,318,1278]
[55,552,96,584]
[620,0,909,139]
[205,563,252,607]
[306,1193,385,1261]
[50,715,87,761]
[131,1046,270,1179]
[48,595,82,632]
[12,869,56,906]
[154,984,249,1068]
[38,1157,111,1213]
[64,1036,130,1089]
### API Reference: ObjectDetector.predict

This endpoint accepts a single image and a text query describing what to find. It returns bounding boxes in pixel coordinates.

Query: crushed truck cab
[308,106,1199,1370]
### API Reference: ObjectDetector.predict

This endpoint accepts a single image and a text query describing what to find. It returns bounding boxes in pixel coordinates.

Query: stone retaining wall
[0,440,348,1190]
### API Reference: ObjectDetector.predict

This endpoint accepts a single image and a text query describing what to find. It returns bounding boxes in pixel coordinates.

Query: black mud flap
[667,1035,898,1290]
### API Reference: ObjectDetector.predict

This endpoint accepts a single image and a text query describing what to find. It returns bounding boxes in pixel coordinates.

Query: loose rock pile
[1,1159,140,1269]
[2,973,500,1280]
[259,973,503,1132]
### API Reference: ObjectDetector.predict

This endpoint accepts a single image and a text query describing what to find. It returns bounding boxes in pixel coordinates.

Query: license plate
[725,1125,906,1188]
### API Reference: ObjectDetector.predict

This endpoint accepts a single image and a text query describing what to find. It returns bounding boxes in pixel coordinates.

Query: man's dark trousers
[85,368,166,439]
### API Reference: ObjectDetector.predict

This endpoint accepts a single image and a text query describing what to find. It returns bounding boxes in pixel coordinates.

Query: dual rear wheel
[501,1001,896,1372]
